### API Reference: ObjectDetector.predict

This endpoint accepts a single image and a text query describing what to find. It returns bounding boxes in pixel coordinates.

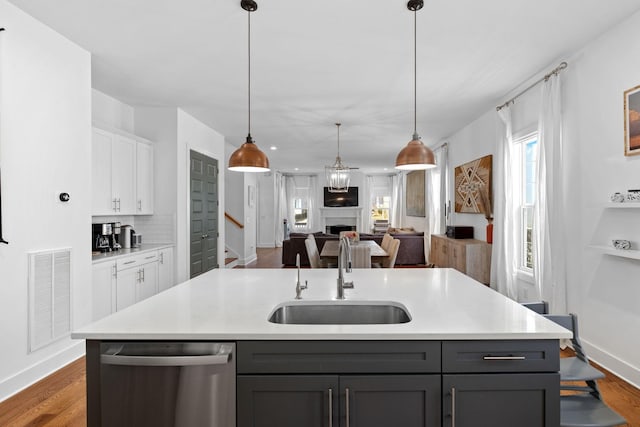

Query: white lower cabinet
[116,264,139,311]
[116,252,159,311]
[93,247,173,315]
[137,261,158,301]
[91,261,116,321]
[158,247,174,292]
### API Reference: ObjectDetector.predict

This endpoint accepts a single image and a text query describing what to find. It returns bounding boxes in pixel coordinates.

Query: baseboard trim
[583,338,640,389]
[257,243,276,248]
[0,340,85,402]
[239,253,258,265]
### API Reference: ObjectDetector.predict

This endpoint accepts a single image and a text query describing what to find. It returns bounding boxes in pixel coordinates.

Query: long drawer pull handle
[123,260,136,265]
[328,388,333,427]
[483,355,526,361]
[345,387,350,427]
[451,387,456,427]
[145,256,155,259]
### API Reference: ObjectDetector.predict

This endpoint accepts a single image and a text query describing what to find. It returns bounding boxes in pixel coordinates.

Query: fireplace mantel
[320,207,362,232]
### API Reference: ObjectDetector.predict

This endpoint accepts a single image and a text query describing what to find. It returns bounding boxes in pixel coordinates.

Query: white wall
[444,10,640,387]
[224,142,259,264]
[257,172,276,248]
[562,10,640,387]
[92,89,134,133]
[134,107,178,224]
[447,109,498,241]
[0,1,92,400]
[177,109,226,280]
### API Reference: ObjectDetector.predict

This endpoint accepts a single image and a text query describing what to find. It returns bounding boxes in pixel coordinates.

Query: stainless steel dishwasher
[100,342,235,427]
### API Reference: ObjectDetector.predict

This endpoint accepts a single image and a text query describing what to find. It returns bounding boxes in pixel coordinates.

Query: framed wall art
[454,154,492,214]
[624,84,640,156]
[406,170,425,217]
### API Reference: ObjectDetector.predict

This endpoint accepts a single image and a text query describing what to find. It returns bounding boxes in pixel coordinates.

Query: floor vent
[28,248,72,352]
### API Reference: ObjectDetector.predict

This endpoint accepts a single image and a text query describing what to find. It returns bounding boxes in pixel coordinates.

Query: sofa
[282,230,426,267]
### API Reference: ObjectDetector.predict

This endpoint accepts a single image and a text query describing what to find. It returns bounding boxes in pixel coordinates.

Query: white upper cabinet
[91,128,114,215]
[136,141,154,215]
[91,126,154,215]
[112,135,136,214]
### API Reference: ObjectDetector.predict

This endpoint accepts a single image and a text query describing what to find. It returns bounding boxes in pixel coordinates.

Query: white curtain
[308,175,320,232]
[275,172,287,245]
[284,175,295,229]
[425,143,449,263]
[361,175,374,233]
[491,106,518,300]
[390,173,405,228]
[533,74,567,314]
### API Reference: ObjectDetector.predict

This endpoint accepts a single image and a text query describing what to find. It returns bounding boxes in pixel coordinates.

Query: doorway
[190,150,219,278]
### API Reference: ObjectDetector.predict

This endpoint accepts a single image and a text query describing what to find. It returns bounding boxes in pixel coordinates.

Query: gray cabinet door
[341,375,441,427]
[237,375,338,427]
[442,373,560,427]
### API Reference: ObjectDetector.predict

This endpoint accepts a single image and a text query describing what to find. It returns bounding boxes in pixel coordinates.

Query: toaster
[131,233,142,248]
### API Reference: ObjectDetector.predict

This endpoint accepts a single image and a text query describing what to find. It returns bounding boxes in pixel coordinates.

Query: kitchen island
[74,268,570,427]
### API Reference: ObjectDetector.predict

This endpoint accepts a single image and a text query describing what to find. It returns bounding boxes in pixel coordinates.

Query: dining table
[320,239,388,265]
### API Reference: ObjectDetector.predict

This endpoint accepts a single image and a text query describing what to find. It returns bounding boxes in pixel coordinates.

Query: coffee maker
[110,222,122,250]
[92,223,113,252]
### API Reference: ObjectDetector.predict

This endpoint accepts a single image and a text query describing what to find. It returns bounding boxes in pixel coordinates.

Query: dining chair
[521,301,549,315]
[381,238,400,268]
[522,303,607,385]
[304,237,324,268]
[350,245,371,268]
[380,233,393,252]
[541,313,626,427]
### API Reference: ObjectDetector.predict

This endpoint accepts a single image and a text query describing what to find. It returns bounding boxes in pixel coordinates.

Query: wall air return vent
[28,248,72,352]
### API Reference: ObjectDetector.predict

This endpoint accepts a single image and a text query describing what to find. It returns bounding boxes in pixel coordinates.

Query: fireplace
[327,224,357,235]
[320,207,362,233]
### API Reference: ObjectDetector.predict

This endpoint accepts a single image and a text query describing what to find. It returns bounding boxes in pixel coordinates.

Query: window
[293,197,308,229]
[371,196,390,221]
[516,133,538,273]
[369,176,393,226]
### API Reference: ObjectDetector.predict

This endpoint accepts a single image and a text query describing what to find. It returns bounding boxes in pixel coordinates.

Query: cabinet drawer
[442,340,558,373]
[116,252,158,271]
[237,341,441,374]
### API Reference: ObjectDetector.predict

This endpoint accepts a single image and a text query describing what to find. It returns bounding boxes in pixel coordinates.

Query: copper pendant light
[395,0,436,170]
[228,0,270,172]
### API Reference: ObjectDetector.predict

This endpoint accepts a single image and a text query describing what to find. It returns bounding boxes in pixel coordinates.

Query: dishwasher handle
[101,343,233,367]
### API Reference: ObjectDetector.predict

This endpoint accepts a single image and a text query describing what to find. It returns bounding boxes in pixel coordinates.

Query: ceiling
[8,0,640,174]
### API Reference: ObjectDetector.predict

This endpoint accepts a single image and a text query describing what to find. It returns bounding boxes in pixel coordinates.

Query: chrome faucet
[336,236,354,299]
[295,253,307,299]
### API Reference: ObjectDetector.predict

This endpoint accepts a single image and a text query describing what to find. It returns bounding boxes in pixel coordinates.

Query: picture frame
[454,154,492,214]
[406,170,426,217]
[624,84,640,156]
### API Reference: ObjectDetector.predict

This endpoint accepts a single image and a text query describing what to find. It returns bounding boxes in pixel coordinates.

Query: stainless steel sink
[268,301,411,325]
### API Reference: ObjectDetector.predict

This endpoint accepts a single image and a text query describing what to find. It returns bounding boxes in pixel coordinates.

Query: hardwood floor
[234,247,286,268]
[0,357,86,427]
[1,248,638,426]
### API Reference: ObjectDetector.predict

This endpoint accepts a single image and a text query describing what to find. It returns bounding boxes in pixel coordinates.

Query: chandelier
[325,123,352,193]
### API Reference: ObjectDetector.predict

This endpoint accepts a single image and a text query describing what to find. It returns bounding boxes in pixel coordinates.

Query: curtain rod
[496,61,568,111]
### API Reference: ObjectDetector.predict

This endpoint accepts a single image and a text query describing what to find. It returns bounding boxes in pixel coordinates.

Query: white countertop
[92,243,173,263]
[73,268,571,341]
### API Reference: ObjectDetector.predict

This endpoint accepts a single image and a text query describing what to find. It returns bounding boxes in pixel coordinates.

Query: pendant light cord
[336,123,341,157]
[413,8,417,136]
[247,10,252,136]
